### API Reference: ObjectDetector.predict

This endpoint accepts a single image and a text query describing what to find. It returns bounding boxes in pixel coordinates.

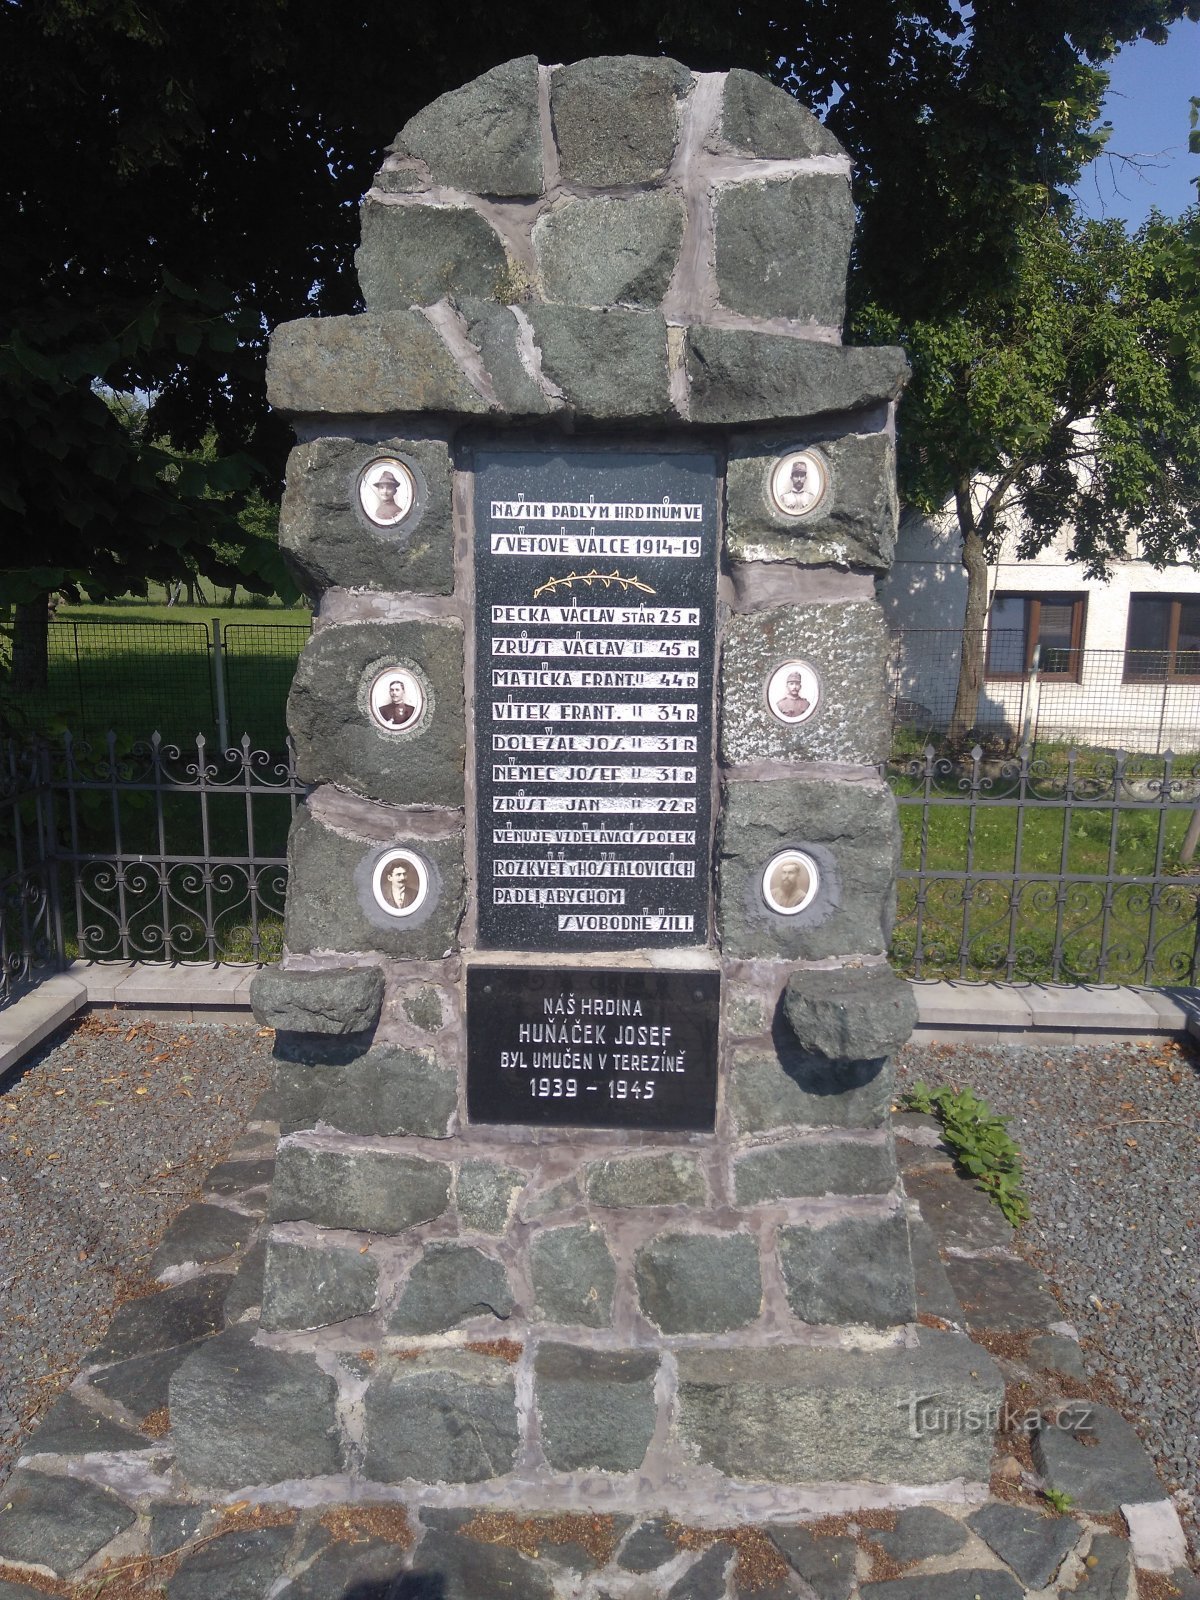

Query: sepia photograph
[358,457,416,526]
[761,849,819,915]
[766,659,820,725]
[372,848,429,918]
[368,666,424,732]
[769,450,828,518]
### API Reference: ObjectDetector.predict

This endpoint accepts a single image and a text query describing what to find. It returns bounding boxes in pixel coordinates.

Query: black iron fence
[0,733,305,1006]
[0,616,311,750]
[891,744,1200,984]
[890,629,1200,755]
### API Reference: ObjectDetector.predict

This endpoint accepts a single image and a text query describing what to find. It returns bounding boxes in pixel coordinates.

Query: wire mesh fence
[889,629,1200,755]
[1,616,310,750]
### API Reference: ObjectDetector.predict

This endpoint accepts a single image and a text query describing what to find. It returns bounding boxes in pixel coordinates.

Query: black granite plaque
[467,965,719,1130]
[473,446,718,952]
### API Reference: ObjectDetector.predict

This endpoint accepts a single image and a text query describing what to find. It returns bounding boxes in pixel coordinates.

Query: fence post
[212,618,230,753]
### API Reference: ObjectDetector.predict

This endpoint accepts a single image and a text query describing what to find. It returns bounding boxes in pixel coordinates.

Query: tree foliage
[1,0,1196,639]
[859,204,1200,740]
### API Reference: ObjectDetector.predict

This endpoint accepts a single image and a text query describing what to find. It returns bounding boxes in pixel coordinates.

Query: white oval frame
[768,449,829,519]
[371,848,430,918]
[367,666,426,734]
[761,848,820,916]
[358,457,417,527]
[765,659,821,726]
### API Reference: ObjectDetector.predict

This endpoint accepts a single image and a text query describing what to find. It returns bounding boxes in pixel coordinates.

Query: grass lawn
[890,768,1200,984]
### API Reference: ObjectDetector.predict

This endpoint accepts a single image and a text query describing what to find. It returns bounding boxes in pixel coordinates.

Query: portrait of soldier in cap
[769,450,827,518]
[766,659,819,726]
[358,457,415,526]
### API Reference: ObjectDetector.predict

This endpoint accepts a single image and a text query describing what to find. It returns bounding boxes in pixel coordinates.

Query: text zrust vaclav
[472,448,718,952]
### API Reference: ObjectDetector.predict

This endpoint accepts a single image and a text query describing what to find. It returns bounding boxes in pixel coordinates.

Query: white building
[878,510,1200,752]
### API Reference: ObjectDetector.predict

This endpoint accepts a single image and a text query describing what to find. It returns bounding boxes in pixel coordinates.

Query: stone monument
[176,54,1001,1515]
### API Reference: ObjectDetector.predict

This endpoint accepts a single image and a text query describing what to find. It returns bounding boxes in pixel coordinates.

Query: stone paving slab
[0,974,85,1081]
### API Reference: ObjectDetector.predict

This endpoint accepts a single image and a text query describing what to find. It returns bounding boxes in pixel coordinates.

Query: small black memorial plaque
[467,965,720,1130]
[473,446,718,952]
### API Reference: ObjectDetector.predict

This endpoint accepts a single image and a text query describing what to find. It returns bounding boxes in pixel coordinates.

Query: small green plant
[1042,1487,1074,1515]
[902,1081,1031,1226]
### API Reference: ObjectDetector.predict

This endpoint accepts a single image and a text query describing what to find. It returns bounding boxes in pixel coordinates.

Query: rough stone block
[729,1044,893,1133]
[411,1528,554,1600]
[170,1327,341,1488]
[966,1501,1080,1589]
[719,600,891,766]
[167,1524,294,1600]
[714,174,853,325]
[1032,1403,1163,1510]
[288,621,465,805]
[275,1535,411,1600]
[712,70,844,159]
[716,776,899,960]
[535,1342,659,1472]
[866,1507,967,1563]
[458,1161,525,1232]
[669,1544,732,1600]
[272,1144,451,1233]
[903,1165,1016,1256]
[0,1470,136,1577]
[89,1338,210,1422]
[151,1202,257,1274]
[524,305,672,421]
[284,807,465,961]
[534,192,685,309]
[268,311,489,417]
[1122,1500,1189,1574]
[585,1153,706,1208]
[357,202,509,311]
[529,1223,615,1326]
[685,327,908,427]
[363,1351,519,1483]
[260,1238,379,1330]
[276,1045,457,1140]
[618,1519,680,1572]
[778,1213,915,1327]
[635,1231,762,1333]
[675,1329,1003,1485]
[783,965,916,1061]
[725,431,899,571]
[942,1253,1062,1333]
[457,297,556,414]
[768,1525,857,1600]
[278,434,454,596]
[394,55,543,196]
[22,1392,147,1456]
[858,1574,1023,1600]
[551,56,692,185]
[250,965,384,1036]
[149,1504,204,1558]
[389,1243,514,1333]
[89,1275,229,1362]
[734,1137,896,1203]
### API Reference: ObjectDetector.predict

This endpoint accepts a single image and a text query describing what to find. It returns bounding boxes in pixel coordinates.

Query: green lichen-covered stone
[551,56,692,186]
[260,1238,379,1330]
[585,1153,706,1208]
[725,431,899,571]
[275,1045,456,1140]
[394,56,543,196]
[719,600,891,766]
[250,966,384,1036]
[686,327,908,427]
[456,298,554,413]
[534,192,685,309]
[268,311,490,417]
[402,984,446,1033]
[389,1243,514,1333]
[734,1137,897,1203]
[271,1145,451,1233]
[356,203,510,311]
[635,1232,762,1333]
[778,1213,916,1327]
[716,775,899,960]
[714,175,853,325]
[534,1343,659,1472]
[458,1160,524,1233]
[530,1223,615,1327]
[524,305,671,421]
[363,1352,519,1483]
[712,70,844,159]
[279,435,454,596]
[288,620,464,807]
[782,964,916,1062]
[728,1045,893,1133]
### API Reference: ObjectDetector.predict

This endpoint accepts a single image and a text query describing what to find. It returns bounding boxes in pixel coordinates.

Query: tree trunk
[11,596,50,693]
[947,498,991,748]
[226,583,238,607]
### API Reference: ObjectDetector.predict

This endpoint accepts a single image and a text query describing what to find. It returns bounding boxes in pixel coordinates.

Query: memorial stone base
[170,52,1004,1518]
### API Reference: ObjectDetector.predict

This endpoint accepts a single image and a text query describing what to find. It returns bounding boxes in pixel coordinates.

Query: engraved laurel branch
[532,569,658,598]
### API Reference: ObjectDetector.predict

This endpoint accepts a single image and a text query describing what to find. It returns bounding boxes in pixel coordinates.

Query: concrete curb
[1,966,1198,1085]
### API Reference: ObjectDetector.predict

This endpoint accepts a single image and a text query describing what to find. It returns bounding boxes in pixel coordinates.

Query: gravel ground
[896,1034,1200,1564]
[0,1015,274,1484]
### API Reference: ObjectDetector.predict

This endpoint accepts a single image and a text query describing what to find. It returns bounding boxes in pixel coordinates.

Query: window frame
[1123,595,1200,684]
[984,592,1087,682]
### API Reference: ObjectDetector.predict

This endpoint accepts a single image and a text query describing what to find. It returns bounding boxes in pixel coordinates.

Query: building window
[1124,596,1200,682]
[985,593,1086,680]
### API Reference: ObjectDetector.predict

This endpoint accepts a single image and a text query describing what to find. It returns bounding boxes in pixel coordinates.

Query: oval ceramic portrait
[762,849,820,916]
[358,457,416,527]
[766,659,821,726]
[768,450,829,519]
[371,848,429,918]
[367,666,425,734]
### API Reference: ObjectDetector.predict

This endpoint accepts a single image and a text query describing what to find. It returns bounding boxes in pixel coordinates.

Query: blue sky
[1077,17,1199,223]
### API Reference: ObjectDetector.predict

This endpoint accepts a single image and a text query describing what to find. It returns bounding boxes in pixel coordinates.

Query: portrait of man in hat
[770,450,826,518]
[359,457,415,526]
